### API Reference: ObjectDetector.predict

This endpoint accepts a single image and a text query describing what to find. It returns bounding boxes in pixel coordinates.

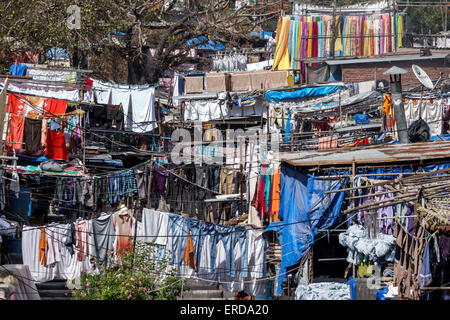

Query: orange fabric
[182,230,197,271]
[270,168,281,222]
[7,114,24,152]
[6,93,27,115]
[383,94,392,115]
[38,227,47,266]
[114,211,134,257]
[43,98,67,117]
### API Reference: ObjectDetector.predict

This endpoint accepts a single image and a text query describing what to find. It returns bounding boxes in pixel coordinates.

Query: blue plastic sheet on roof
[265,85,342,102]
[354,114,370,124]
[264,165,346,295]
[186,36,226,51]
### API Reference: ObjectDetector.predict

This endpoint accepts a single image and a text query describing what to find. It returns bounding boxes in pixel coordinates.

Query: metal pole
[390,75,410,143]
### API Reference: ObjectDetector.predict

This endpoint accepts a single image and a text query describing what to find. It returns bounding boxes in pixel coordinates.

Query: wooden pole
[132,197,139,267]
[240,163,244,217]
[146,161,154,209]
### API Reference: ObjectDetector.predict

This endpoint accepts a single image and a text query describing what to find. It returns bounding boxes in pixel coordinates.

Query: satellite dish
[412,64,434,90]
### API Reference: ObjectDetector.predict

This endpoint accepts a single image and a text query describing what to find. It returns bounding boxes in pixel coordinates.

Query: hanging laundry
[269,167,281,222]
[272,13,403,72]
[75,220,89,262]
[45,129,69,161]
[43,98,67,117]
[38,227,48,266]
[7,114,24,152]
[113,205,134,257]
[182,229,197,272]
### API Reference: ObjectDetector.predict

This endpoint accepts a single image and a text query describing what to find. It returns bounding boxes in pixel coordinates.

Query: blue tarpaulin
[186,36,226,51]
[265,85,342,102]
[264,165,346,295]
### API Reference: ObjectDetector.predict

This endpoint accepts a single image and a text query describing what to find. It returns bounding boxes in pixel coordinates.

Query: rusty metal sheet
[280,140,450,166]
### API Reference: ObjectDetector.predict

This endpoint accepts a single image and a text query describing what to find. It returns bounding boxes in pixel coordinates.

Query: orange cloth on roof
[39,227,47,266]
[182,230,197,272]
[270,168,281,222]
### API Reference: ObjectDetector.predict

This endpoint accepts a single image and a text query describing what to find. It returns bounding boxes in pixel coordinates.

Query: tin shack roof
[280,140,450,167]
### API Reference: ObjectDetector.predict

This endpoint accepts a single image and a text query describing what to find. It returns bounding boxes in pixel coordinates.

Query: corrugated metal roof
[325,53,449,66]
[280,140,450,166]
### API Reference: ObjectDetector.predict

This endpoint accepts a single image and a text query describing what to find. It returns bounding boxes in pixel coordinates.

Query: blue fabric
[264,165,346,295]
[120,169,137,200]
[168,213,184,265]
[108,173,120,204]
[49,119,60,131]
[265,86,342,102]
[166,214,251,278]
[9,64,28,76]
[377,287,390,300]
[283,110,292,142]
[354,114,370,124]
[430,134,450,141]
[232,228,249,278]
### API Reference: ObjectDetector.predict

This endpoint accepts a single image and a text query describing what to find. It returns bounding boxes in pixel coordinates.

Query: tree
[0,0,282,84]
[406,0,449,34]
[74,241,186,300]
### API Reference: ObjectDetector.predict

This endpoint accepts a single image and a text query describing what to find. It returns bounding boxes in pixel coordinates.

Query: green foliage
[74,241,186,300]
[407,4,449,34]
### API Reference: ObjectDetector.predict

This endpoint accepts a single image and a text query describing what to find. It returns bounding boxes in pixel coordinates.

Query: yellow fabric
[383,94,392,115]
[334,18,343,53]
[272,17,291,70]
[287,75,294,86]
[278,52,291,71]
[391,15,395,51]
[364,19,371,56]
[397,15,403,48]
[295,22,301,70]
[307,19,313,58]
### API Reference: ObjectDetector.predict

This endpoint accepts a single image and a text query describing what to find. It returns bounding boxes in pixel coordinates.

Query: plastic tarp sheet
[186,36,226,51]
[265,85,342,102]
[264,165,346,295]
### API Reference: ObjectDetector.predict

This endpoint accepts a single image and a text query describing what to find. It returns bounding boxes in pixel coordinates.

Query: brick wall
[342,58,450,90]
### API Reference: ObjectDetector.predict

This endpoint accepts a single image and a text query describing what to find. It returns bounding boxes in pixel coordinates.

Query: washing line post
[239,163,244,216]
[132,197,139,268]
[146,161,154,209]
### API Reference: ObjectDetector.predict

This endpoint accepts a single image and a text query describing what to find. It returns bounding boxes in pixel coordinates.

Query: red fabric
[45,129,68,161]
[312,21,319,66]
[6,93,27,114]
[7,114,24,152]
[84,77,93,91]
[43,98,67,117]
[258,165,268,221]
